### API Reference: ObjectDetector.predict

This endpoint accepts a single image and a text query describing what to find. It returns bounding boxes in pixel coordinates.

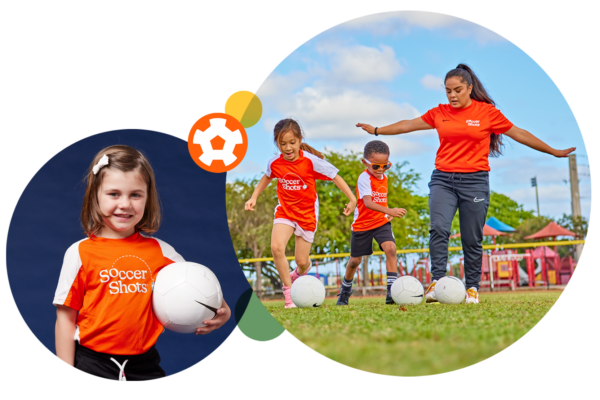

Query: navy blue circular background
[6,130,249,376]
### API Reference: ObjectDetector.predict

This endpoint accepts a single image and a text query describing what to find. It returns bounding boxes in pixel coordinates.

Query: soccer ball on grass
[291,275,325,308]
[434,276,466,304]
[390,276,425,305]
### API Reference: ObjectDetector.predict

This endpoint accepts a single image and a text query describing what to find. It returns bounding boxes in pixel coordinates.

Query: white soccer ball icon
[152,262,223,333]
[291,275,326,308]
[193,117,243,166]
[390,276,424,305]
[434,276,466,304]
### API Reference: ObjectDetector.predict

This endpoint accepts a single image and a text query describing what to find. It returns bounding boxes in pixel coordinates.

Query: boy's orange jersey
[352,170,389,232]
[53,232,184,355]
[421,100,513,172]
[267,150,339,232]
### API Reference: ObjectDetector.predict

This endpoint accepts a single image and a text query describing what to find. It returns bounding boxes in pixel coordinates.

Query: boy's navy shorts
[74,341,165,381]
[350,222,395,258]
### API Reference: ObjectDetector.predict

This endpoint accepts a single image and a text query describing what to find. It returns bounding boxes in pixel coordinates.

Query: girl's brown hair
[445,63,504,157]
[81,145,161,237]
[273,118,324,159]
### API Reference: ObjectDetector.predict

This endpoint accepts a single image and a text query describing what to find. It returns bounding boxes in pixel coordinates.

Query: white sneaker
[465,287,480,304]
[425,281,438,303]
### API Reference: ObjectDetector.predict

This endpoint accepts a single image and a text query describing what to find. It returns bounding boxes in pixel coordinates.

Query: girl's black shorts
[74,341,165,381]
[350,222,395,258]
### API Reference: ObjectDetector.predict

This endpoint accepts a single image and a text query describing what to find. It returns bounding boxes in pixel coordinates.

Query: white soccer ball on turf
[291,275,325,308]
[152,262,223,333]
[390,276,424,305]
[434,276,466,304]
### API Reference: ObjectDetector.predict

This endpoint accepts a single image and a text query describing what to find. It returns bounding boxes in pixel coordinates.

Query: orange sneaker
[425,281,438,303]
[465,287,480,304]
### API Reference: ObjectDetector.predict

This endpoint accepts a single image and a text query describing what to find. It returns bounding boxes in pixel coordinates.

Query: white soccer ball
[390,276,424,305]
[291,275,325,308]
[434,276,466,304]
[152,262,223,333]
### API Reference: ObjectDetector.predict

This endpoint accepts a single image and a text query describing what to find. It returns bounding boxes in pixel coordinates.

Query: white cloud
[421,74,444,91]
[253,41,435,161]
[323,44,403,84]
[278,87,421,140]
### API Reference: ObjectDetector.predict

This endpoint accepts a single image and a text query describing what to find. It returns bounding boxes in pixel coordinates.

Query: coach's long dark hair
[445,64,504,157]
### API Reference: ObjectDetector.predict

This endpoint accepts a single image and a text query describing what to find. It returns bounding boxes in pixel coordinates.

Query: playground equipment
[240,239,584,296]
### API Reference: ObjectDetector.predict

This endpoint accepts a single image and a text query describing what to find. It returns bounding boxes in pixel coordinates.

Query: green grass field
[264,290,561,376]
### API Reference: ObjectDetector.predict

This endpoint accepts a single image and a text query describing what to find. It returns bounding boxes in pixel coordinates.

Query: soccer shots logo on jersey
[99,256,153,295]
[372,186,388,204]
[279,173,307,191]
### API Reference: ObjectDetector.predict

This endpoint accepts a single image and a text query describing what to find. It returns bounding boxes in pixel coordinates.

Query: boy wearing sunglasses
[337,140,407,306]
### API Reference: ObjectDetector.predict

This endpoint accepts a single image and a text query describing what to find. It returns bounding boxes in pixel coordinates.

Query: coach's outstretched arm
[356,117,432,136]
[503,126,575,157]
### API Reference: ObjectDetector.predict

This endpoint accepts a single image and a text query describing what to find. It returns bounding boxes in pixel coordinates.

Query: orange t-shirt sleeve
[421,107,438,128]
[489,106,513,134]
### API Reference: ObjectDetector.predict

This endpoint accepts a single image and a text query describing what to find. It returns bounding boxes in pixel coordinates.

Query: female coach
[356,64,575,304]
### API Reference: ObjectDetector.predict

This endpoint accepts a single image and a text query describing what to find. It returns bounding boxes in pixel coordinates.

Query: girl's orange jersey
[421,100,513,172]
[53,232,184,355]
[352,170,389,232]
[266,150,339,232]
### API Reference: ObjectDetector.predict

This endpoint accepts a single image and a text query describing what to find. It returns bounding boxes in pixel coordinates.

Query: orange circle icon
[187,113,248,173]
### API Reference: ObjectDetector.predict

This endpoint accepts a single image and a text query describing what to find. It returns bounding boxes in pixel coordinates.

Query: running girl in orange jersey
[53,145,231,380]
[357,64,575,304]
[245,119,357,308]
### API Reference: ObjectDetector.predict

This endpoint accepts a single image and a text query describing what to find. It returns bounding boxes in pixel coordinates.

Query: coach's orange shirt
[267,150,339,232]
[53,232,184,355]
[421,100,513,172]
[352,170,389,232]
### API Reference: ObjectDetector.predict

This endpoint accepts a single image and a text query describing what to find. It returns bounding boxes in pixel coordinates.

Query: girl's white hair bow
[92,154,110,175]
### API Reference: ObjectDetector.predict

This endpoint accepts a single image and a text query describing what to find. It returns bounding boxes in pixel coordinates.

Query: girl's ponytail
[445,63,503,157]
[300,143,324,159]
[274,118,324,159]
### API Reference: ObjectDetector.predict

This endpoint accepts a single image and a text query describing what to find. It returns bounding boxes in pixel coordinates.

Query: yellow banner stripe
[237,240,585,264]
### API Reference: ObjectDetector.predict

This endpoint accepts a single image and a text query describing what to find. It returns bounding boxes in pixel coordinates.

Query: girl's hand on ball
[195,299,231,335]
[356,123,375,135]
[245,199,256,211]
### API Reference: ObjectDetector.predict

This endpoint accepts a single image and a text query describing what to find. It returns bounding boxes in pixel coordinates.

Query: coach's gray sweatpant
[428,169,490,290]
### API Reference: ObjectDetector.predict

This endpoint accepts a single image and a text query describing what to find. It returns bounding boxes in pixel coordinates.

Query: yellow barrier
[237,240,585,264]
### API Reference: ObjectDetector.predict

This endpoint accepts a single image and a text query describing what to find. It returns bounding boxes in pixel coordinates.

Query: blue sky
[230,11,590,221]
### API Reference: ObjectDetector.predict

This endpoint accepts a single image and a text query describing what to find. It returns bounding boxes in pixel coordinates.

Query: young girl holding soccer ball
[53,145,231,380]
[245,119,357,308]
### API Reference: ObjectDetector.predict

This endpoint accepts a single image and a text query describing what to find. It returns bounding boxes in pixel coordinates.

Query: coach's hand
[356,123,375,135]
[196,299,231,335]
